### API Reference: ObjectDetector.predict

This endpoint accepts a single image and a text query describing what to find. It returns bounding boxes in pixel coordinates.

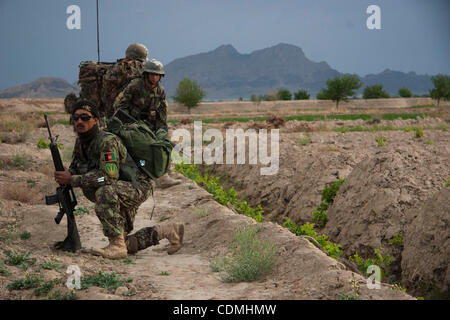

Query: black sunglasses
[72,114,93,122]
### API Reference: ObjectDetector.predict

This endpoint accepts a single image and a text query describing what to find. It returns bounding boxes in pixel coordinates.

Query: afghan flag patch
[104,152,116,162]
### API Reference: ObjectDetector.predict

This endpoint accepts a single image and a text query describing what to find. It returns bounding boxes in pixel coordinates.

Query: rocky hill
[0,77,79,99]
[163,43,435,100]
[0,44,437,101]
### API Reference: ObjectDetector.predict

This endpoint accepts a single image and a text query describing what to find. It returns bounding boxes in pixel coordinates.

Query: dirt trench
[202,118,450,298]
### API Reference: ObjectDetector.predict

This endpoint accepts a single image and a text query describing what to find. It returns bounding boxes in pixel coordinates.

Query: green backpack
[107,113,173,181]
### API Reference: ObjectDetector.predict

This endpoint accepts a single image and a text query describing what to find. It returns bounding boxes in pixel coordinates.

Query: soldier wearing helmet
[101,43,149,120]
[113,58,182,189]
[113,58,168,132]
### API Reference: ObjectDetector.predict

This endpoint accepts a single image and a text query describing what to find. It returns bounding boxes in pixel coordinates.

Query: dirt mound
[401,188,450,298]
[322,147,449,279]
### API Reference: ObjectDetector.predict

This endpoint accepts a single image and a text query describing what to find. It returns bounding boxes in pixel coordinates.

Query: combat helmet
[125,43,148,61]
[142,59,165,77]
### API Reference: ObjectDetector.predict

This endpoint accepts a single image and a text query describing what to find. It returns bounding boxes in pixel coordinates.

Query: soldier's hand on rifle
[54,169,72,186]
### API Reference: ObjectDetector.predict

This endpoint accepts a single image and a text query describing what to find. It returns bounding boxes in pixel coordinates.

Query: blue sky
[0,0,449,90]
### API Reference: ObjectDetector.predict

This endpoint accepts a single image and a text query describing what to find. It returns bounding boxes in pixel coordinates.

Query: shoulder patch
[105,163,119,178]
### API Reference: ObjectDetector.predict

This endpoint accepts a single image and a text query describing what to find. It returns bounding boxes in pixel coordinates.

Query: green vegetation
[363,84,390,99]
[250,94,263,103]
[398,87,412,98]
[316,75,362,109]
[210,226,277,282]
[312,179,345,228]
[429,74,450,107]
[349,246,395,281]
[19,231,31,240]
[172,112,431,126]
[122,258,136,265]
[0,262,10,276]
[375,136,387,147]
[37,137,49,149]
[46,290,79,300]
[337,293,360,300]
[175,163,263,222]
[283,219,343,260]
[3,250,36,270]
[296,134,312,146]
[80,272,125,292]
[446,178,450,187]
[158,271,170,276]
[293,89,310,100]
[39,259,63,272]
[389,234,404,247]
[414,128,424,138]
[7,275,43,290]
[34,279,62,296]
[12,153,34,170]
[74,206,90,216]
[172,78,206,113]
[277,89,292,100]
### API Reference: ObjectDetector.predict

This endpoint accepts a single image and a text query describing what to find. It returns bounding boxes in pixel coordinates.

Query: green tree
[250,94,263,104]
[293,89,310,100]
[316,89,329,100]
[172,78,206,113]
[319,75,362,109]
[363,84,390,99]
[429,74,450,107]
[398,87,412,98]
[278,89,292,100]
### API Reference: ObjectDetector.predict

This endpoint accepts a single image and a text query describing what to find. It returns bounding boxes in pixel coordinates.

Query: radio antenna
[96,0,100,62]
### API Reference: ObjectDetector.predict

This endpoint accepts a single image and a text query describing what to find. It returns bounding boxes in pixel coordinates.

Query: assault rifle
[44,114,81,252]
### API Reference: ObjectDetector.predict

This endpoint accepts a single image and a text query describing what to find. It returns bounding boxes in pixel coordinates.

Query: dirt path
[1,170,414,300]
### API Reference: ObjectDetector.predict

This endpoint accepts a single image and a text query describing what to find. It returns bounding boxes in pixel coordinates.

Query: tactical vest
[72,130,141,188]
[129,82,164,124]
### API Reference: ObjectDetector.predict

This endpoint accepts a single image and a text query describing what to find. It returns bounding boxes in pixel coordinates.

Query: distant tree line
[170,74,449,112]
[249,74,450,109]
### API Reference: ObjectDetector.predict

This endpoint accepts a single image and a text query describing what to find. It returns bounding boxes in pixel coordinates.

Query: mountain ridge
[0,43,438,100]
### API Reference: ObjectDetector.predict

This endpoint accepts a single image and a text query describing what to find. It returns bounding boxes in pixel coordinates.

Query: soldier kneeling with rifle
[53,100,184,259]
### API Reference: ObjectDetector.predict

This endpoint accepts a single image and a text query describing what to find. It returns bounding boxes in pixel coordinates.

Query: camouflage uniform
[113,77,168,131]
[69,127,154,239]
[101,59,144,119]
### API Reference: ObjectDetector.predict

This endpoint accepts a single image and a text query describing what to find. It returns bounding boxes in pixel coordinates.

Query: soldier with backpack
[114,58,182,189]
[102,43,148,120]
[54,99,184,259]
[63,43,148,126]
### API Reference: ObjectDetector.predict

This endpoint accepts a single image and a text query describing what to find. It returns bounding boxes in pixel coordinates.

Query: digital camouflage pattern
[69,129,153,237]
[113,77,168,131]
[101,59,144,119]
[77,61,113,116]
[126,226,159,251]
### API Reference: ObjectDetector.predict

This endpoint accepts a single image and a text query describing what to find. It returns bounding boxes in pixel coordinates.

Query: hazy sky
[1,0,449,90]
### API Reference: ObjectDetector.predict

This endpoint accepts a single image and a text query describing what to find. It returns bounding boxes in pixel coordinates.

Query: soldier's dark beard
[78,123,99,145]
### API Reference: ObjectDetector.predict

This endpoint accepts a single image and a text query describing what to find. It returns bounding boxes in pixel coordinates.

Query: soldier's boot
[125,234,139,254]
[155,223,185,255]
[91,234,128,259]
[155,174,182,189]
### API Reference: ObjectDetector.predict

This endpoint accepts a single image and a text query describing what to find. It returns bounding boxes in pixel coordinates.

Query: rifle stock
[44,114,81,252]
